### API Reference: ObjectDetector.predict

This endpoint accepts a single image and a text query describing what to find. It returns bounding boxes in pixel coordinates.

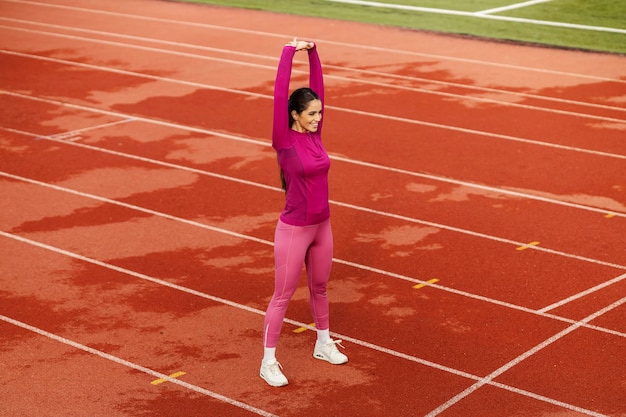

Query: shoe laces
[325,339,345,350]
[266,360,284,376]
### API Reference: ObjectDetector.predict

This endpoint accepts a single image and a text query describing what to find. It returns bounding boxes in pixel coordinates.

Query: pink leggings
[263,218,333,348]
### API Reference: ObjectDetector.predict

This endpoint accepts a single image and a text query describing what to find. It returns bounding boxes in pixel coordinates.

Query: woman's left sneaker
[313,339,348,364]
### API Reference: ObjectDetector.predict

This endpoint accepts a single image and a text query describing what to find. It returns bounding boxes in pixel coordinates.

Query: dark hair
[278,87,320,190]
[287,87,320,128]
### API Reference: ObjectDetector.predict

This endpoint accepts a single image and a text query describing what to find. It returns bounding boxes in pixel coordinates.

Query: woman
[260,38,347,387]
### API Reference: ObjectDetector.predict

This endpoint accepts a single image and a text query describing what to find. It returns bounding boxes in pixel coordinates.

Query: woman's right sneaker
[260,359,288,387]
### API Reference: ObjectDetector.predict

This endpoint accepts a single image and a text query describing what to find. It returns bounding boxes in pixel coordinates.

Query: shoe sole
[313,352,348,365]
[260,372,288,387]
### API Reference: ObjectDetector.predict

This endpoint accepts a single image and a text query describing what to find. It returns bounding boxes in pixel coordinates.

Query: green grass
[177,0,626,55]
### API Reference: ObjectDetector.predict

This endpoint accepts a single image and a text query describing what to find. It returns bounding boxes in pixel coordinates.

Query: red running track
[1,0,625,416]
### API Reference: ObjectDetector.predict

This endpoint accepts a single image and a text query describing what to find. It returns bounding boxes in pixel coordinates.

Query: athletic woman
[260,39,348,387]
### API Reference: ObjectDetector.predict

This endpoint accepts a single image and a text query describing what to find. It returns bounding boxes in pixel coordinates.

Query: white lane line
[0,16,275,62]
[478,12,626,34]
[0,23,279,72]
[326,0,626,34]
[0,314,279,417]
[3,0,625,84]
[333,197,626,271]
[2,133,625,272]
[3,19,624,122]
[341,104,626,160]
[1,170,274,245]
[2,126,282,193]
[341,67,625,115]
[329,153,626,218]
[477,0,552,15]
[424,296,625,417]
[0,47,266,98]
[328,0,474,16]
[2,90,625,220]
[5,107,626,258]
[321,40,625,84]
[25,118,626,322]
[2,171,626,339]
[538,272,626,313]
[7,127,626,307]
[2,23,625,124]
[0,231,618,416]
[2,49,625,163]
[44,118,135,141]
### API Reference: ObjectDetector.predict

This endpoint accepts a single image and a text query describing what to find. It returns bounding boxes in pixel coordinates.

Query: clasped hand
[286,37,314,51]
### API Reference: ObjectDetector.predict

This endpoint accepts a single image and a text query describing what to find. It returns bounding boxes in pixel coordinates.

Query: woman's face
[292,99,322,133]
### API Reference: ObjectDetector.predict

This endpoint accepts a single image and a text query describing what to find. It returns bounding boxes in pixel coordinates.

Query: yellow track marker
[413,278,439,289]
[516,241,540,251]
[605,213,616,218]
[151,371,186,385]
[293,323,316,333]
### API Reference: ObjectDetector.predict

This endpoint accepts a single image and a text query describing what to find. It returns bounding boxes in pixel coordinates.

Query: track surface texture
[1,1,625,416]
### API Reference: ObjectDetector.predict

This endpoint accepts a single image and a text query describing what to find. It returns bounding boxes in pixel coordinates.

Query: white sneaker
[313,339,348,364]
[260,359,288,387]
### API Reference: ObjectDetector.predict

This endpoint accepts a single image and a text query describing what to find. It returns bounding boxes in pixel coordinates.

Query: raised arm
[307,44,324,135]
[272,45,297,150]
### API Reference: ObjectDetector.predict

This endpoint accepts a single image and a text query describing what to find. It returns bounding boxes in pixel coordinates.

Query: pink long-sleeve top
[272,44,331,226]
